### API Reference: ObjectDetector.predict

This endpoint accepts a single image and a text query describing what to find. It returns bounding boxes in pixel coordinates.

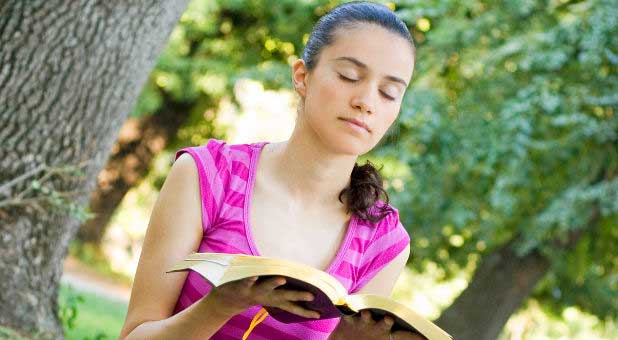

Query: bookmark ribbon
[242,307,269,340]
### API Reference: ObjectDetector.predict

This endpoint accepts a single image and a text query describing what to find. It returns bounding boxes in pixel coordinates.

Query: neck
[267,129,357,211]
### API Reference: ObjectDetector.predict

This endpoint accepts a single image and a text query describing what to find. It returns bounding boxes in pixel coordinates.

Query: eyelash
[338,74,396,101]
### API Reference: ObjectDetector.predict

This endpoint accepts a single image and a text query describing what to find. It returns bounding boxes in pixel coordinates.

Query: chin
[322,133,373,156]
[308,117,376,155]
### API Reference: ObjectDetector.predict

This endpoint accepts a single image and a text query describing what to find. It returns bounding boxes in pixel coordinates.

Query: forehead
[320,23,414,82]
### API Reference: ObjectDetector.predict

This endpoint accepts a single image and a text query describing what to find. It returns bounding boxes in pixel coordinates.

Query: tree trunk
[436,211,600,340]
[0,1,189,338]
[435,242,550,340]
[76,93,192,244]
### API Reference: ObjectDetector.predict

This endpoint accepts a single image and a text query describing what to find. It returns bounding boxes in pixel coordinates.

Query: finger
[360,310,373,324]
[255,276,287,293]
[279,301,321,319]
[277,290,314,302]
[392,330,426,340]
[379,316,394,332]
[243,276,259,287]
[342,314,355,324]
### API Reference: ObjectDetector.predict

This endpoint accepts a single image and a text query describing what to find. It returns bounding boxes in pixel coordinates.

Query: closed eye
[338,74,357,82]
[380,91,395,101]
[339,74,396,101]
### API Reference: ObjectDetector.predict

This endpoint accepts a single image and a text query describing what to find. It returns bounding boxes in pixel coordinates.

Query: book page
[345,294,452,340]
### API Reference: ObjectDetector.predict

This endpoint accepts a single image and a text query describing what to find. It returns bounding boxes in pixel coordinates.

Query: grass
[59,283,128,340]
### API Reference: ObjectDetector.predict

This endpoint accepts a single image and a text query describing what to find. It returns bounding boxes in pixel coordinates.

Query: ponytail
[338,160,393,225]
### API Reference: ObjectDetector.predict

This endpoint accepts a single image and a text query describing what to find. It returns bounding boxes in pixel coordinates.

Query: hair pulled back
[301,1,415,224]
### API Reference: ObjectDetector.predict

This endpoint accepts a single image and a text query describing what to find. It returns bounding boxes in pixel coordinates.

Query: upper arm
[351,207,411,296]
[355,243,410,296]
[119,153,203,339]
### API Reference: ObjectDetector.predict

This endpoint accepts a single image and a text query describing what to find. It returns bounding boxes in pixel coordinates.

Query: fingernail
[313,313,321,318]
[385,317,394,325]
[306,294,314,301]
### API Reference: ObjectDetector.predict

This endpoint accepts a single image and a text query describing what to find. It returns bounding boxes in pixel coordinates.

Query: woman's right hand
[328,310,426,340]
[205,276,321,320]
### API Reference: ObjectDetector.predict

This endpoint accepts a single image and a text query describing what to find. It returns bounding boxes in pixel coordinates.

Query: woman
[120,2,422,339]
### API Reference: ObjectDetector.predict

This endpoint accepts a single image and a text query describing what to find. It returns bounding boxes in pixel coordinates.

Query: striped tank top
[172,138,410,339]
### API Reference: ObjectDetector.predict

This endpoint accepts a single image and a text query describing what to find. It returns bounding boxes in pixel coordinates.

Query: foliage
[121,0,618,331]
[58,284,127,340]
[58,285,85,332]
[0,326,32,340]
[375,0,618,320]
[131,0,341,149]
[0,162,93,222]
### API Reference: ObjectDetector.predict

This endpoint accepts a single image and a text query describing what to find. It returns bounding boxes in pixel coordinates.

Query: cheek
[305,77,342,113]
[314,78,341,103]
[376,109,399,133]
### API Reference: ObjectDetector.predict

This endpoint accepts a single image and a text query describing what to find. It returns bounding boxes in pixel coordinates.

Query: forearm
[327,332,342,340]
[328,330,349,340]
[123,294,232,340]
[327,320,345,340]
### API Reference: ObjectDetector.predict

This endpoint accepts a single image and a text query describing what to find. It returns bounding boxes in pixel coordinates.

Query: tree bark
[435,210,601,340]
[0,1,189,338]
[435,241,550,340]
[75,93,192,244]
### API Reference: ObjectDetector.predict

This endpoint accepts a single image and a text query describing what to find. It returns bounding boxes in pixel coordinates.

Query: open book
[167,252,452,340]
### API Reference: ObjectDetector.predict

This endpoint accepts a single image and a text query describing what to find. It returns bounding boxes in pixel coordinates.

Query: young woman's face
[295,23,415,156]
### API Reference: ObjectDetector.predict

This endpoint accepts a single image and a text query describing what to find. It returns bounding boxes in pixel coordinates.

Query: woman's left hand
[328,310,425,340]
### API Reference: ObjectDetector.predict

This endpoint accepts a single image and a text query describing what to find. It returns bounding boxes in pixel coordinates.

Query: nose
[350,84,377,115]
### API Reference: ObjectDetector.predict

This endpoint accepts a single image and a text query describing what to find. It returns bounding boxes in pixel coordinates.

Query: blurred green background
[57,0,617,339]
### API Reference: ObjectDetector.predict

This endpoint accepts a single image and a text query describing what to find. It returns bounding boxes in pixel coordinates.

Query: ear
[292,58,308,97]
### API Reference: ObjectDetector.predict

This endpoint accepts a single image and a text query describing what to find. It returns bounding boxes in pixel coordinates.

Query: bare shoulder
[175,152,196,164]
[119,152,203,338]
[173,152,199,178]
[356,243,410,296]
[355,207,411,296]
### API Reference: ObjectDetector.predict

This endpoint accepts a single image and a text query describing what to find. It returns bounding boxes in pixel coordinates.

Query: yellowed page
[169,252,348,303]
[345,294,453,340]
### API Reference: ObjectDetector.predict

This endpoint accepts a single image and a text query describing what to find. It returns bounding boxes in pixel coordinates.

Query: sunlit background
[51,0,618,339]
[60,78,617,340]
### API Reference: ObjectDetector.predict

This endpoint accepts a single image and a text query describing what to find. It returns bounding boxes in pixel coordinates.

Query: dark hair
[301,1,416,224]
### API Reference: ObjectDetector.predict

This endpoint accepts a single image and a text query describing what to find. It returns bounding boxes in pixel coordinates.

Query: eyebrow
[333,56,408,87]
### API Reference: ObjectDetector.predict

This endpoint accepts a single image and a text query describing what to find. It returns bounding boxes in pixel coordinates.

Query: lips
[340,118,371,132]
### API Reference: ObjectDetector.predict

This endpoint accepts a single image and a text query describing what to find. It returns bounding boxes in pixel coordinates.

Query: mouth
[339,117,371,133]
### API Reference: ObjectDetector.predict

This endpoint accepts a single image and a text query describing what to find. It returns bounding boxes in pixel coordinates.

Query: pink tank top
[172,138,410,339]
